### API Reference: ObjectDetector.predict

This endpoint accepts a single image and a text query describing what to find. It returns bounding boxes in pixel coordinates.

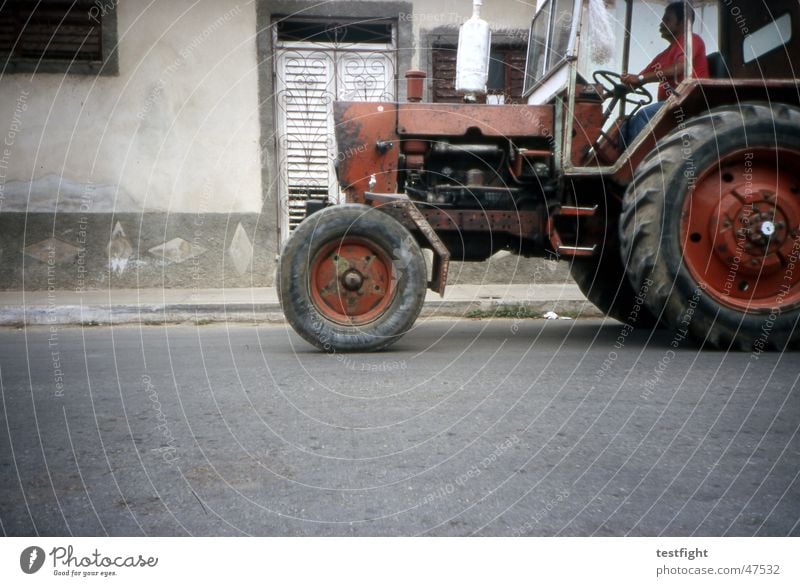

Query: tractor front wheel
[278,204,427,352]
[621,102,800,349]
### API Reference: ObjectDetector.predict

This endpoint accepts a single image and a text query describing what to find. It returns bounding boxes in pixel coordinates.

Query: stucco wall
[0,0,536,217]
[0,0,261,215]
[0,0,573,290]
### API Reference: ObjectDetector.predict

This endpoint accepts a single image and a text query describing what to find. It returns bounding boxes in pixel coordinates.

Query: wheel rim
[309,237,397,326]
[681,148,800,312]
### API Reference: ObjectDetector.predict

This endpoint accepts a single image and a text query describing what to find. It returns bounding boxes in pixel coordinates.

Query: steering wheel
[593,70,653,113]
[589,70,654,154]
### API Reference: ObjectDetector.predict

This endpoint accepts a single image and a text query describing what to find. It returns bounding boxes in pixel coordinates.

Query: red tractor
[278,0,800,352]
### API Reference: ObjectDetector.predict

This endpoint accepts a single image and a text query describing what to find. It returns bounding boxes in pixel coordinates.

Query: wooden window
[0,0,118,74]
[431,44,526,104]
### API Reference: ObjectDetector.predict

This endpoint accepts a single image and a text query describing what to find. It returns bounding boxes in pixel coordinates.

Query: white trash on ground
[543,311,573,320]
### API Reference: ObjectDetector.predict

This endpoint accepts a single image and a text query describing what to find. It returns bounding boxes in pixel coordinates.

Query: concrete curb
[0,300,603,327]
[0,304,286,327]
[0,284,602,326]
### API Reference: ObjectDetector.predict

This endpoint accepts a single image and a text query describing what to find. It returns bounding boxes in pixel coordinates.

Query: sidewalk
[0,284,601,326]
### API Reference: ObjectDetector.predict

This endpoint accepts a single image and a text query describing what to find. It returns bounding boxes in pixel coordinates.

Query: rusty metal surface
[612,79,800,184]
[419,209,542,239]
[364,192,555,292]
[366,193,545,240]
[397,104,554,138]
[569,101,604,166]
[365,192,451,295]
[309,237,397,326]
[333,102,400,203]
[547,205,600,258]
[402,204,451,296]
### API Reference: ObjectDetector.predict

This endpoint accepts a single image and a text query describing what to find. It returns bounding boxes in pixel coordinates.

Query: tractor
[278,0,800,352]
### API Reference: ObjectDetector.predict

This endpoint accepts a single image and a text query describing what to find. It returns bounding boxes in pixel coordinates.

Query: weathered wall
[0,0,261,215]
[0,1,270,291]
[1,0,572,291]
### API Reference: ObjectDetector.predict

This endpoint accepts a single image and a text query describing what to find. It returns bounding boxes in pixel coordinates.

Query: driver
[620,2,709,147]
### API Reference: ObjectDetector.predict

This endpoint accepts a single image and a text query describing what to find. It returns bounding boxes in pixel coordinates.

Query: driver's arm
[621,63,682,88]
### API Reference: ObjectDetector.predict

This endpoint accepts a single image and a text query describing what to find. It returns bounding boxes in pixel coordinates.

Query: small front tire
[278,204,427,352]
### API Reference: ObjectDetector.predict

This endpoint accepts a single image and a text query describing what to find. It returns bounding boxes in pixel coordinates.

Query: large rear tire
[278,204,427,352]
[620,102,800,349]
[570,246,658,327]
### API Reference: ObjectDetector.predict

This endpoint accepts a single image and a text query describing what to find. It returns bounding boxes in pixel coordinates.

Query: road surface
[1,319,798,536]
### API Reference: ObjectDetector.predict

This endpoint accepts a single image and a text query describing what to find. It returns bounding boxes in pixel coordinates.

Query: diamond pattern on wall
[108,222,134,274]
[228,223,253,275]
[148,237,206,264]
[24,237,80,264]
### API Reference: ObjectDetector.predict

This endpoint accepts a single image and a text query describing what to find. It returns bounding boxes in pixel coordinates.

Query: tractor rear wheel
[620,102,800,349]
[570,245,658,327]
[278,204,427,352]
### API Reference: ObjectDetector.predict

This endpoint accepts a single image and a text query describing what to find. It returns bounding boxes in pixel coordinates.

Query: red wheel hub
[309,237,397,325]
[682,148,800,312]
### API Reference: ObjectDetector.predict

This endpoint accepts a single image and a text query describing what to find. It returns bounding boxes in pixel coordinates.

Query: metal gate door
[274,20,396,241]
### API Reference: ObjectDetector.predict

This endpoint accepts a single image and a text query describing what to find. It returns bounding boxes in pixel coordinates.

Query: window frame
[522,0,579,96]
[742,11,792,64]
[0,0,119,75]
[427,30,527,104]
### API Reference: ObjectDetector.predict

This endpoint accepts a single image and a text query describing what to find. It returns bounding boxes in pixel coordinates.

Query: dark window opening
[276,18,392,44]
[0,0,117,74]
[432,44,526,104]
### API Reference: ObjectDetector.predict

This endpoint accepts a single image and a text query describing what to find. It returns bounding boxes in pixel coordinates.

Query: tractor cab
[521,0,800,173]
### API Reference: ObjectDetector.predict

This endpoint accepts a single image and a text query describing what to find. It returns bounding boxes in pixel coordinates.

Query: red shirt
[642,33,708,101]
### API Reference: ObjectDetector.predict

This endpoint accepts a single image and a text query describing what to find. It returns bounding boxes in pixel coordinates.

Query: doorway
[273,18,397,241]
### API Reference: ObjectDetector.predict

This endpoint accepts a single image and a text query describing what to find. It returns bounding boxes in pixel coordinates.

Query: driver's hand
[620,74,640,88]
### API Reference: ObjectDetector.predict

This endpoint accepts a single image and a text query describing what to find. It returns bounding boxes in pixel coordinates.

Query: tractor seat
[706,52,729,79]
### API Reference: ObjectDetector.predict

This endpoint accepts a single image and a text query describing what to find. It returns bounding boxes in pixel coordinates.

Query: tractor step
[549,205,600,257]
[555,205,599,216]
[556,244,597,256]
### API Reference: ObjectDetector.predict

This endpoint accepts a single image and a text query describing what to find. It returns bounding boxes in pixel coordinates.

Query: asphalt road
[1,318,798,536]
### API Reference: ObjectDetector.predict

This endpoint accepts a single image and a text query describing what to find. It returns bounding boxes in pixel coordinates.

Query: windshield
[523,0,577,94]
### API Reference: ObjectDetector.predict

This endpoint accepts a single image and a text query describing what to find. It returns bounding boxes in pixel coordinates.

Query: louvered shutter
[275,50,337,236]
[0,1,102,61]
[275,43,395,241]
[504,49,527,104]
[431,48,460,103]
